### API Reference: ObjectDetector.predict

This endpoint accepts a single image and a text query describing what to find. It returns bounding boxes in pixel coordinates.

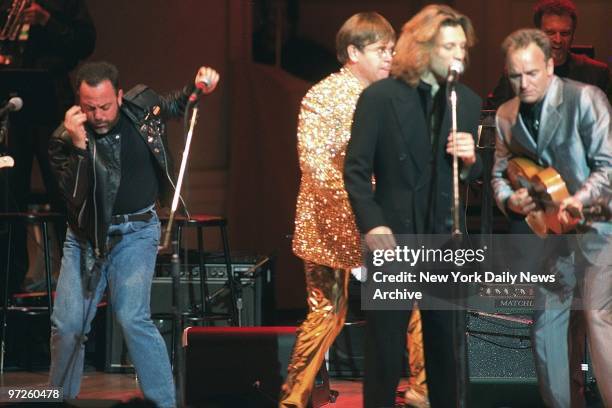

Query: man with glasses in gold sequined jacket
[280,12,395,408]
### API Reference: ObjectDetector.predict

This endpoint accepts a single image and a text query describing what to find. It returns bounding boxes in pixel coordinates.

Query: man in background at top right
[485,0,610,110]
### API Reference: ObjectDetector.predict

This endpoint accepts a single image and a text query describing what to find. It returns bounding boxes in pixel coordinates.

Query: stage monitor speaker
[467,311,535,380]
[184,326,331,408]
[105,258,273,373]
[467,311,543,407]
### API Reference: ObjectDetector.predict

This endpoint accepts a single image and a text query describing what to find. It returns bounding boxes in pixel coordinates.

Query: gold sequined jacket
[292,67,364,269]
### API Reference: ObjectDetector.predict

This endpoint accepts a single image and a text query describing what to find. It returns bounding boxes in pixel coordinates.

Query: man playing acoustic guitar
[491,29,611,408]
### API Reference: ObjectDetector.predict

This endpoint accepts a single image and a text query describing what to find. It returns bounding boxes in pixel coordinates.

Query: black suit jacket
[344,77,482,235]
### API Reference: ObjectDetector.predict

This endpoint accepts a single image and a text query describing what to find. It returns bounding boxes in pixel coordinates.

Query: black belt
[110,211,154,225]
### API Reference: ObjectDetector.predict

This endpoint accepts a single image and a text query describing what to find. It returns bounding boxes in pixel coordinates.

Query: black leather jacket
[49,84,192,256]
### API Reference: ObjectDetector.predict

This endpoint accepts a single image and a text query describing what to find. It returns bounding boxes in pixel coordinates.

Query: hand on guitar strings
[507,188,537,215]
[558,196,583,229]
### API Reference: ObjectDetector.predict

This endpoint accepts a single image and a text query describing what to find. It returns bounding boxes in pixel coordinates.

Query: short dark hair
[335,12,395,65]
[75,61,120,93]
[502,29,552,62]
[533,0,577,30]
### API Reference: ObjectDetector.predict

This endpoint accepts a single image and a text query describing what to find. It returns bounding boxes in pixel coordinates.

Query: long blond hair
[391,4,476,86]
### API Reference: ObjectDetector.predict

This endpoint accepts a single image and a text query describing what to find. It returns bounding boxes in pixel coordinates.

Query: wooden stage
[0,370,371,407]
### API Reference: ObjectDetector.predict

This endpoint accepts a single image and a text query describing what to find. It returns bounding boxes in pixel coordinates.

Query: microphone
[188,79,211,103]
[447,60,464,84]
[0,96,23,117]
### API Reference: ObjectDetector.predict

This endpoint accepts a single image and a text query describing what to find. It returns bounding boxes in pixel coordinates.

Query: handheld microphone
[0,96,23,117]
[447,60,464,84]
[188,79,211,103]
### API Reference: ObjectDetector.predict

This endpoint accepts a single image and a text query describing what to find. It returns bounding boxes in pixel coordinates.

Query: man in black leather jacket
[47,61,219,408]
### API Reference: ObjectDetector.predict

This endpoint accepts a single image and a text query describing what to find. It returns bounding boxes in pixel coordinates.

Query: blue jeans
[49,208,175,408]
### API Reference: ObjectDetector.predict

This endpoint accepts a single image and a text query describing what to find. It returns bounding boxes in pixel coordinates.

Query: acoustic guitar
[506,157,609,237]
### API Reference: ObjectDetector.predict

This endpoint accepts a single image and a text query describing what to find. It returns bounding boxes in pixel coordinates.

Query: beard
[90,115,120,135]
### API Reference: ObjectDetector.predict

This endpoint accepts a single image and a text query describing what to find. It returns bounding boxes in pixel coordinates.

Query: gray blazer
[492,76,612,265]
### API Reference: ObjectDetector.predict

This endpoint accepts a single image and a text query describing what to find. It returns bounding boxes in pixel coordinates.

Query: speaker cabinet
[467,312,543,407]
[467,312,535,380]
[105,259,273,373]
[184,326,330,408]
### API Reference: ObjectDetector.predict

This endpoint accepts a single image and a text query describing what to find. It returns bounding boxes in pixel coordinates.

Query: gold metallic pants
[406,306,428,396]
[279,261,349,408]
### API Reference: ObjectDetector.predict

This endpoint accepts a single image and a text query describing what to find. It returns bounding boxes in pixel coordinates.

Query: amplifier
[151,261,272,322]
[155,260,266,282]
[468,283,536,314]
[105,256,273,373]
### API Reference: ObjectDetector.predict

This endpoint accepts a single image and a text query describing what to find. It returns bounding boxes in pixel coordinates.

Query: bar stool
[0,211,65,372]
[156,214,239,368]
[173,214,239,325]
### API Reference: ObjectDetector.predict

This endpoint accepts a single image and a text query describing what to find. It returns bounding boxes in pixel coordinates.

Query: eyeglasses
[362,44,395,58]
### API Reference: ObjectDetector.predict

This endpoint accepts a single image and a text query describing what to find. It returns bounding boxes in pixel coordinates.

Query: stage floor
[1,370,568,407]
[0,370,375,407]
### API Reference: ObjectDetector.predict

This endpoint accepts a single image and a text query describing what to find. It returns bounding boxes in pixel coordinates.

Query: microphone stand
[449,85,461,239]
[448,81,468,408]
[161,101,199,408]
[477,111,497,236]
[0,115,13,374]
